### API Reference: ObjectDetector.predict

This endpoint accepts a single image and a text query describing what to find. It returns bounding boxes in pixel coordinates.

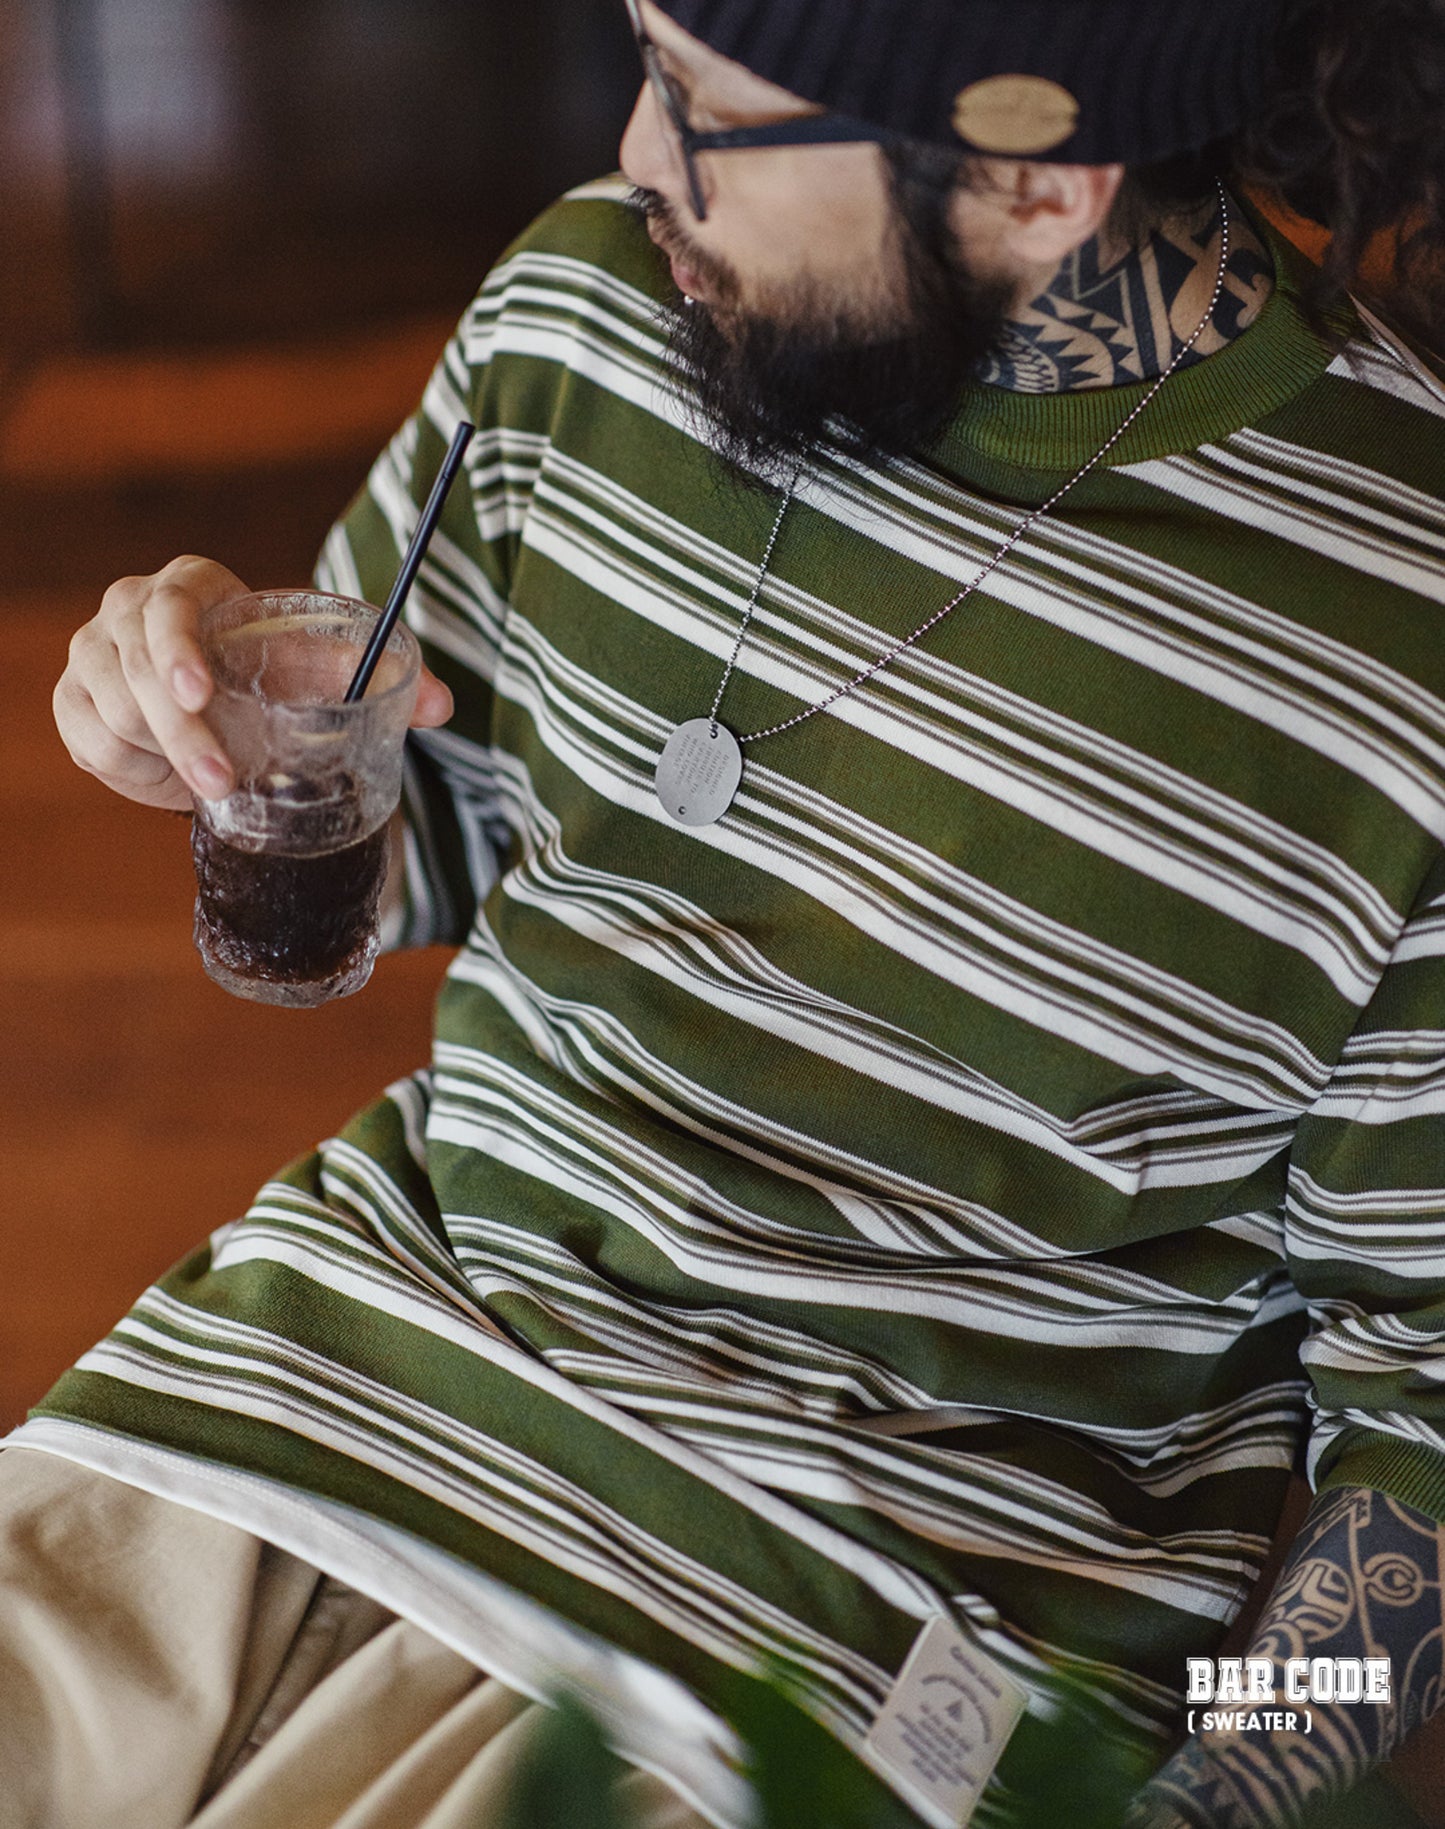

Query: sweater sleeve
[1286,849,1445,1521]
[312,258,534,949]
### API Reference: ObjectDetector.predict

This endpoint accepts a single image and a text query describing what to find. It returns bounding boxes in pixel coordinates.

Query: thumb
[410,665,454,729]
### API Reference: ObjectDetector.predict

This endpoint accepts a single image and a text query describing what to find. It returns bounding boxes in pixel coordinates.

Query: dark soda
[191,816,388,992]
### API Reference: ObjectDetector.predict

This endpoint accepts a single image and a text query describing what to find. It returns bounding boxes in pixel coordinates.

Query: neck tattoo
[985,190,1272,394]
[654,183,1233,829]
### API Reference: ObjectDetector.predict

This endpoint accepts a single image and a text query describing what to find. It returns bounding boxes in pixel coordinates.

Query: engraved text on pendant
[655,718,743,826]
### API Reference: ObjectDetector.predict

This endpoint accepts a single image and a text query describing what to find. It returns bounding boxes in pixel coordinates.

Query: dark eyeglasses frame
[623,0,894,221]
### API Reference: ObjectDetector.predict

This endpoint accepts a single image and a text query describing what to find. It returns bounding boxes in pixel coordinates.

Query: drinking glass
[189,589,420,1007]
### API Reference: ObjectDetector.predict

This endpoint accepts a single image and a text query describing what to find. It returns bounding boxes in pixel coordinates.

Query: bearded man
[19,2,1445,1825]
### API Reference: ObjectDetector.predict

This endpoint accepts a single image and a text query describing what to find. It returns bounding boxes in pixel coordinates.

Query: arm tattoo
[985,189,1275,394]
[1130,1486,1445,1826]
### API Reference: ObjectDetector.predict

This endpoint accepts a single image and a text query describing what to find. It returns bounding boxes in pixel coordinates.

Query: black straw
[344,420,475,702]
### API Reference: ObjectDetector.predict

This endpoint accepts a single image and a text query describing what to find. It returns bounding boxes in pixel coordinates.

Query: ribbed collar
[923,211,1357,507]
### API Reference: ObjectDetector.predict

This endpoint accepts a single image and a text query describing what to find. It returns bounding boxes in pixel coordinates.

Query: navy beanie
[651,0,1288,165]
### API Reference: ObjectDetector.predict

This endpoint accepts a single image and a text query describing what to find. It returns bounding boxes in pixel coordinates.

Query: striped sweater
[20,179,1445,1824]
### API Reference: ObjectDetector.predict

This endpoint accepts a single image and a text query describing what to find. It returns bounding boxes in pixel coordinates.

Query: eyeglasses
[623,0,892,221]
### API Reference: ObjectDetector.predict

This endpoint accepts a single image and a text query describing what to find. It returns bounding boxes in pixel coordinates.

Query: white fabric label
[863,1615,1029,1828]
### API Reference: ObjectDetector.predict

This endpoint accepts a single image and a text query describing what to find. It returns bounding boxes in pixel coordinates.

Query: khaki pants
[0,1447,711,1829]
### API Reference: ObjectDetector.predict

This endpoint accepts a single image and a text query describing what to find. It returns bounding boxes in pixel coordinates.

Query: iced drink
[191,591,420,1007]
[192,782,390,993]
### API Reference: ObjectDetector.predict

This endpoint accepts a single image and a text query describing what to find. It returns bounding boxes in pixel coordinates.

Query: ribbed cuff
[1314,1428,1445,1525]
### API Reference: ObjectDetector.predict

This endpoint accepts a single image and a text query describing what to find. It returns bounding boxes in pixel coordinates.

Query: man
[16,1,1445,1824]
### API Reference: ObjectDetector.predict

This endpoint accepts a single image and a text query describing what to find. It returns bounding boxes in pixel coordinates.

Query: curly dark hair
[1239,0,1445,342]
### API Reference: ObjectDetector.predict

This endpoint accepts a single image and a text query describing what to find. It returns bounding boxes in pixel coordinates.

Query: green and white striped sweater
[18,178,1445,1824]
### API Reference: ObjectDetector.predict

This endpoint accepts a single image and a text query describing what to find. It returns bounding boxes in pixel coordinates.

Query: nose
[619,82,678,206]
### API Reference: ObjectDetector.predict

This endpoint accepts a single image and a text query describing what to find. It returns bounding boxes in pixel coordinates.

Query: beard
[629,182,1013,486]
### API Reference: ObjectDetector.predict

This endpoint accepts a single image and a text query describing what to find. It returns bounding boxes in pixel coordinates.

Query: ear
[951,160,1125,282]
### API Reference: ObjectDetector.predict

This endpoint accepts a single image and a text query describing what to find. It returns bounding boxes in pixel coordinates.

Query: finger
[54,661,162,775]
[115,596,234,800]
[140,554,249,715]
[60,619,161,757]
[91,568,205,716]
[111,558,247,799]
[410,666,455,730]
[91,747,195,813]
[75,635,169,755]
[59,598,193,805]
[53,678,192,809]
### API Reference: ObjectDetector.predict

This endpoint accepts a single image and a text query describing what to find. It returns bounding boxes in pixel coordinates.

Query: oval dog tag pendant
[655,718,744,826]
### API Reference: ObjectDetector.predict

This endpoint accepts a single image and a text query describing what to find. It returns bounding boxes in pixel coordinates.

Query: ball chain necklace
[654,181,1232,827]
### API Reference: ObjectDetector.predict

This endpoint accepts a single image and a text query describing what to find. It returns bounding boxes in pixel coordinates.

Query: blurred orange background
[0,0,635,1424]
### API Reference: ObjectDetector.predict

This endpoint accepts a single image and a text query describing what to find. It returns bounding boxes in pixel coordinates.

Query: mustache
[627,184,681,253]
[624,181,1010,485]
[626,183,669,230]
[626,186,735,301]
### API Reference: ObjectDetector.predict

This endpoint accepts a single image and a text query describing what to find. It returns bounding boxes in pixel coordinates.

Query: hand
[54,555,455,810]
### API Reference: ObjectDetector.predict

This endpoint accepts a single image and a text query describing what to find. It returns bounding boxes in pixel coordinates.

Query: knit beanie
[651,0,1287,165]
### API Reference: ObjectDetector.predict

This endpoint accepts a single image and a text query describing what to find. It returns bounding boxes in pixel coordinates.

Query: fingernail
[173,665,207,711]
[193,756,230,798]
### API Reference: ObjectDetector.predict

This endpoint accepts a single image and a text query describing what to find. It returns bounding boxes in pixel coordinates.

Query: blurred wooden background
[0,0,635,1425]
